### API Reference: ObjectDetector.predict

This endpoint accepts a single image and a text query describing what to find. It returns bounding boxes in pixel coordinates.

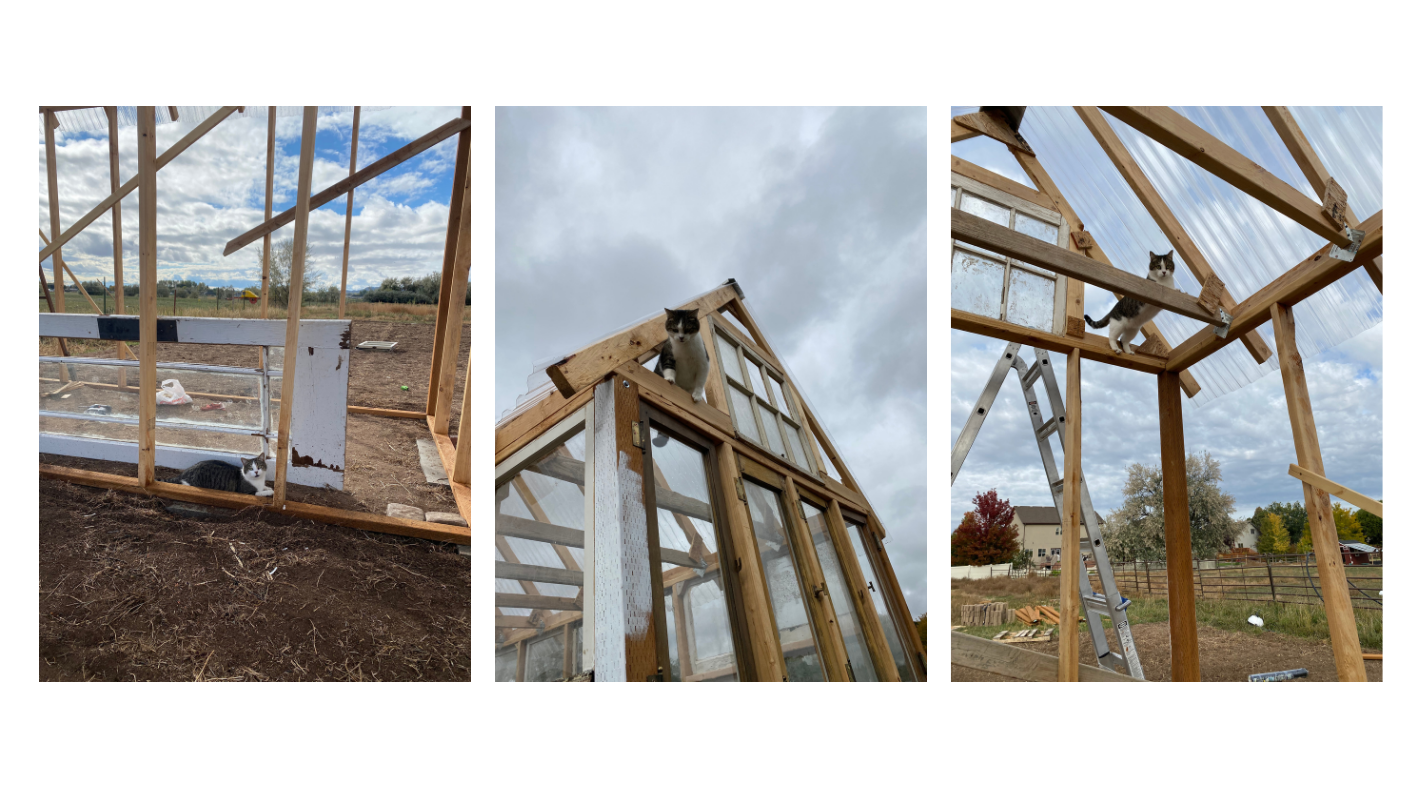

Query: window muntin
[744,479,825,681]
[801,501,877,681]
[714,327,817,475]
[847,522,915,682]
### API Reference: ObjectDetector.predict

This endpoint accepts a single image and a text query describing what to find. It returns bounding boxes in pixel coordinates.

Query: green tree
[1255,512,1289,554]
[914,613,927,647]
[1297,523,1313,553]
[1101,452,1242,562]
[950,490,1020,566]
[1265,501,1308,546]
[1332,502,1364,542]
[1356,506,1382,547]
[262,238,323,307]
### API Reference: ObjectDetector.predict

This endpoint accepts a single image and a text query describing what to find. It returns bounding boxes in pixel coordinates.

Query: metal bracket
[1212,307,1233,339]
[631,421,644,449]
[1328,226,1365,262]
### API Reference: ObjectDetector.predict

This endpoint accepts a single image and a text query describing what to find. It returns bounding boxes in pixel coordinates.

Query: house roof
[1014,505,1104,527]
[952,106,1383,406]
[1340,540,1378,552]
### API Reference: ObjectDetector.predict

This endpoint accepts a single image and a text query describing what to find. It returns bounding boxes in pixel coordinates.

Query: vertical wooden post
[781,478,849,680]
[1059,348,1082,681]
[426,107,471,419]
[106,107,124,317]
[136,107,159,488]
[451,354,472,485]
[271,107,319,507]
[337,106,360,320]
[1158,370,1201,681]
[593,375,662,681]
[259,107,275,368]
[44,109,66,317]
[1267,559,1277,602]
[824,501,899,681]
[716,443,784,681]
[1270,301,1367,681]
[431,131,472,439]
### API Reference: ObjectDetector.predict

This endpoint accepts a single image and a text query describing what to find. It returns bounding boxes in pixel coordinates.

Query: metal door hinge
[631,421,644,449]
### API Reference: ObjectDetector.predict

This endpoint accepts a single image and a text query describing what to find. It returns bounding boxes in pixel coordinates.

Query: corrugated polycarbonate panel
[39,106,378,134]
[1011,106,1382,405]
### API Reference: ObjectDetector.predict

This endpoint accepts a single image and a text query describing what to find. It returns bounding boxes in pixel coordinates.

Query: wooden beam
[717,442,785,681]
[1262,106,1381,293]
[1287,464,1383,519]
[428,426,472,525]
[136,108,158,487]
[953,309,1167,373]
[431,126,473,439]
[952,631,1142,682]
[1158,371,1201,681]
[260,108,275,352]
[427,108,472,420]
[222,114,472,256]
[545,282,739,399]
[1100,107,1352,247]
[498,513,584,548]
[452,354,472,484]
[496,387,593,465]
[337,106,360,320]
[41,464,468,544]
[40,107,241,263]
[783,477,850,680]
[618,360,734,437]
[105,107,125,318]
[346,405,428,419]
[951,155,1056,212]
[951,118,979,143]
[1059,349,1081,682]
[1009,148,1199,397]
[44,110,66,315]
[1271,302,1367,681]
[496,561,584,587]
[1167,210,1383,372]
[272,108,319,507]
[954,209,1226,326]
[1075,106,1273,364]
[495,593,582,612]
[952,111,1032,154]
[824,500,899,681]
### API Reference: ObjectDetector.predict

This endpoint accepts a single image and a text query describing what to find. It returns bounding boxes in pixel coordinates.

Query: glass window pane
[1014,212,1059,244]
[802,502,877,681]
[960,193,1011,226]
[717,335,743,382]
[782,421,812,473]
[950,186,957,207]
[39,360,263,429]
[728,384,760,442]
[757,404,783,455]
[570,624,582,677]
[743,480,824,681]
[767,371,790,417]
[1006,267,1055,332]
[743,356,765,395]
[951,249,1004,319]
[847,523,914,681]
[496,425,587,680]
[524,631,565,682]
[649,425,739,682]
[495,647,518,682]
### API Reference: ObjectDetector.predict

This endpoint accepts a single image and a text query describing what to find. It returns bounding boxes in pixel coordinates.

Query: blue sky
[949,107,1383,536]
[497,107,929,615]
[38,106,463,291]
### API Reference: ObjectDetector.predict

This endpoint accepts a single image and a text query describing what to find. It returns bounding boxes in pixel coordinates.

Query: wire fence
[1107,553,1382,611]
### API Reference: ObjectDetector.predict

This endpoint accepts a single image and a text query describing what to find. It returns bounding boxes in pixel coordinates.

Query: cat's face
[242,454,267,482]
[664,308,700,346]
[1149,250,1175,283]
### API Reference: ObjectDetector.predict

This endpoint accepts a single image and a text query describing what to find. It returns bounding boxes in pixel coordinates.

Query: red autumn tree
[951,489,1020,566]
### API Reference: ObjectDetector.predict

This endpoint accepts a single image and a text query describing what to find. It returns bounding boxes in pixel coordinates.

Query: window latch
[813,582,828,601]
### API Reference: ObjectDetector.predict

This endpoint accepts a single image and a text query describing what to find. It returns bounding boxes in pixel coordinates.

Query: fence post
[1146,562,1151,596]
[1267,557,1276,603]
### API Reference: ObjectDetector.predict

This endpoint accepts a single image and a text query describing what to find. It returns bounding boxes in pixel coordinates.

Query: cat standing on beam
[1084,250,1175,355]
[651,307,710,449]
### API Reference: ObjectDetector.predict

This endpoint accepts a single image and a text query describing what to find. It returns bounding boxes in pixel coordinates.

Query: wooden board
[1287,463,1383,519]
[953,309,1167,374]
[952,632,1141,682]
[1159,371,1201,681]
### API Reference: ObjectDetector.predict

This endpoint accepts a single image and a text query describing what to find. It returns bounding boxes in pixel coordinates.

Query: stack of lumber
[993,628,1052,644]
[960,602,1013,626]
[1013,605,1070,626]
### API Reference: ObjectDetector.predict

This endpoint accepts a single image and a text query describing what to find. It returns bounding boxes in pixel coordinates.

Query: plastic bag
[156,378,192,406]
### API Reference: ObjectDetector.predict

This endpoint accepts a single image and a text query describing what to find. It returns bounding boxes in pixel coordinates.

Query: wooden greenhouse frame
[951,106,1382,682]
[38,105,471,547]
[495,282,928,681]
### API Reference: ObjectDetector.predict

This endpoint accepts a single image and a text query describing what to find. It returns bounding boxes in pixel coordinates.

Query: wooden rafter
[1287,464,1382,519]
[1075,106,1273,364]
[952,110,1032,154]
[953,309,1167,374]
[951,118,980,143]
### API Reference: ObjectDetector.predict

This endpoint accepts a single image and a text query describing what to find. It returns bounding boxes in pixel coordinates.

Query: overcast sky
[38,106,463,292]
[949,108,1383,538]
[497,107,928,615]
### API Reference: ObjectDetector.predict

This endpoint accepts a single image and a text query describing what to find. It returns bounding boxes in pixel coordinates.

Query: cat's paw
[1110,344,1122,355]
[256,489,274,497]
[690,390,703,403]
[1125,346,1136,355]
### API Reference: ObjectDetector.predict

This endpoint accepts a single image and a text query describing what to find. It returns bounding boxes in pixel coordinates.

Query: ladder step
[1021,363,1043,388]
[1035,419,1060,441]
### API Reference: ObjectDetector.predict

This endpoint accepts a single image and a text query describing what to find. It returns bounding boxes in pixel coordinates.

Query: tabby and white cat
[1084,250,1176,355]
[165,454,273,497]
[654,307,709,403]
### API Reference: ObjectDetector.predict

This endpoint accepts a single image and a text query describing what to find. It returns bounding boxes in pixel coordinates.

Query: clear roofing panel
[953,106,1383,406]
[40,106,380,134]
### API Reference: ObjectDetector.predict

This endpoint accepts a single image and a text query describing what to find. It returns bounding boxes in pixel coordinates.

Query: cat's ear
[663,307,677,317]
[1163,250,1174,261]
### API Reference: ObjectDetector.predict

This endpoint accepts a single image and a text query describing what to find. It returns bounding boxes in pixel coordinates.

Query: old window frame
[710,319,818,475]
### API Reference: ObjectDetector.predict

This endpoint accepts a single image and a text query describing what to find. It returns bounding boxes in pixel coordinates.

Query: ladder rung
[1021,363,1042,388]
[1036,419,1060,441]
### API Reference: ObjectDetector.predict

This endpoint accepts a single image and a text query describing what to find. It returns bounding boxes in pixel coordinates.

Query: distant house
[1339,540,1378,565]
[1236,521,1259,551]
[1012,505,1106,568]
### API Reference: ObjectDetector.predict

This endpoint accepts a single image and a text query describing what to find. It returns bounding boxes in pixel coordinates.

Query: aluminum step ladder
[952,341,1143,679]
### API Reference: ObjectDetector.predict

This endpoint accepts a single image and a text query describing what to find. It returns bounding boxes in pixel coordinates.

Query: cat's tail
[1084,312,1112,329]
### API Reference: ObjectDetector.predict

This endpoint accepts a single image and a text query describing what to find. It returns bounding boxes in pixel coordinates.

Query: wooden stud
[431,128,472,439]
[105,108,124,318]
[451,354,472,485]
[717,442,784,680]
[259,107,275,371]
[44,110,65,316]
[1287,464,1383,519]
[427,108,471,420]
[272,107,320,507]
[346,406,428,419]
[167,106,179,122]
[338,106,360,320]
[1058,349,1081,682]
[136,107,159,487]
[1271,302,1367,681]
[1158,371,1201,681]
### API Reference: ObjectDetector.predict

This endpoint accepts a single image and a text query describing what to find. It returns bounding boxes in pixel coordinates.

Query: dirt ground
[950,621,1385,682]
[39,319,471,681]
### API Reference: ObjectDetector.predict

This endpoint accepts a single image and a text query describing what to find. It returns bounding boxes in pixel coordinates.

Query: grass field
[38,294,470,356]
[951,575,1383,650]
